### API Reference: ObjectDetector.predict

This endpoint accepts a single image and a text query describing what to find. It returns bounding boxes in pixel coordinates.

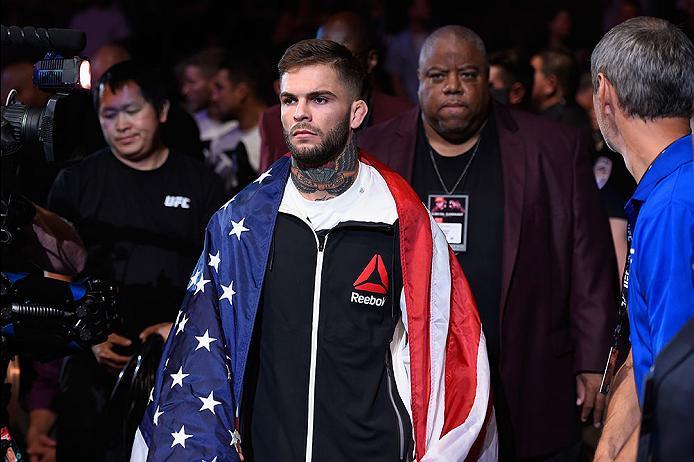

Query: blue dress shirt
[625,134,694,402]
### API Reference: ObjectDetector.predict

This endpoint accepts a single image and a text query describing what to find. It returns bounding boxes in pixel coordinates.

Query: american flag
[131,152,496,461]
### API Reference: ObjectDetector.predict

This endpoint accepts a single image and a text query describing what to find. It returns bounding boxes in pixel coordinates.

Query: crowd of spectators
[1,1,693,461]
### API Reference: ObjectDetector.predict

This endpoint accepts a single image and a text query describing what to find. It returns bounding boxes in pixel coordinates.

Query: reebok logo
[353,254,389,294]
[351,292,386,307]
[164,195,191,209]
[351,254,388,307]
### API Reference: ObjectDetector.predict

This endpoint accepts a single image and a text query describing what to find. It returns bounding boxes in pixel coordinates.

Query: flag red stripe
[443,247,482,436]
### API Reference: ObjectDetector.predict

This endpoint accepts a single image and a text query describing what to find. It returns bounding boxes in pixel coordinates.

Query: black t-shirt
[412,109,504,368]
[47,148,226,342]
[590,134,636,219]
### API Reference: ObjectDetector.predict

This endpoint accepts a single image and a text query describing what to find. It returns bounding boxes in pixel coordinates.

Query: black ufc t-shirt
[47,148,226,342]
[412,109,504,368]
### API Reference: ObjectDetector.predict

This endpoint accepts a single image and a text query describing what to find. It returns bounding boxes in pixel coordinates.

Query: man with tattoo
[131,39,496,462]
[257,11,413,172]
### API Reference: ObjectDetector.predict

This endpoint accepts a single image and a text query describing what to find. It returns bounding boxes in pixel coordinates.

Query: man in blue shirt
[624,135,693,399]
[591,16,694,461]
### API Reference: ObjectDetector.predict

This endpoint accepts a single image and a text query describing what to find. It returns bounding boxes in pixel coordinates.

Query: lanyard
[600,209,639,394]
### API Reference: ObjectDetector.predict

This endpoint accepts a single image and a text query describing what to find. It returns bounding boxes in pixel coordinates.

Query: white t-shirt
[280,161,398,231]
[238,125,261,172]
[208,125,261,173]
[194,110,237,143]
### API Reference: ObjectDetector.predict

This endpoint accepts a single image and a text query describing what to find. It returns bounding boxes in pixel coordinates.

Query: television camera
[1,25,120,459]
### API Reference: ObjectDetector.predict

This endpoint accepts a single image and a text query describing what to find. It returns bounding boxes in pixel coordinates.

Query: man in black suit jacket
[359,25,617,462]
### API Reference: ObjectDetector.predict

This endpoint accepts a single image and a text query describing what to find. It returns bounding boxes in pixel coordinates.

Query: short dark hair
[278,39,365,99]
[488,49,533,92]
[94,60,168,115]
[177,47,226,80]
[217,54,268,101]
[536,48,580,100]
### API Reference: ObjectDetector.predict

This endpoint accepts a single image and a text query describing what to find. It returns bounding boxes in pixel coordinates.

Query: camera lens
[2,101,43,145]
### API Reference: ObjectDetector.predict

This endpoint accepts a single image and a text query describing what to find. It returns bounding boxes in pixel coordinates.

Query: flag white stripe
[391,288,412,422]
[130,428,149,461]
[421,332,493,461]
[478,409,499,462]
[425,218,452,448]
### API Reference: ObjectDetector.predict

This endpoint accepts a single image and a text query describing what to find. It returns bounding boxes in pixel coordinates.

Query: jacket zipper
[305,230,328,462]
[386,351,405,461]
[274,214,397,461]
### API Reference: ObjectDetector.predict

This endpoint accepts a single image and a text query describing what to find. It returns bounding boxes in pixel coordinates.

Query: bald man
[359,25,617,462]
[258,11,412,171]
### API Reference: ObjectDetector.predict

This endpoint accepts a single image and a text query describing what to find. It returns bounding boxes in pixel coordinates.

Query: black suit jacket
[358,103,618,458]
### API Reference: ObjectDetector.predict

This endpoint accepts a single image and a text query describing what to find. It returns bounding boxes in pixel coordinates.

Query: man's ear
[350,99,368,129]
[235,82,250,100]
[596,73,614,117]
[509,82,526,106]
[545,74,558,96]
[159,100,170,124]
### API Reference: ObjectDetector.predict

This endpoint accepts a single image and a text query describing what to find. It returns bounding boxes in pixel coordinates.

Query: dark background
[3,0,692,100]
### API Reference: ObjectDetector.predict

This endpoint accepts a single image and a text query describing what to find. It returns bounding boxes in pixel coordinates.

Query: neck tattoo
[291,139,358,201]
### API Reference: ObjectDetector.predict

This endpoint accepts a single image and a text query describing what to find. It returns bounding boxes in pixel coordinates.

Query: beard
[284,115,351,168]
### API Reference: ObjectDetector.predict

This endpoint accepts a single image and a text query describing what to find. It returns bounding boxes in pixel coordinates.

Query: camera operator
[46,60,225,461]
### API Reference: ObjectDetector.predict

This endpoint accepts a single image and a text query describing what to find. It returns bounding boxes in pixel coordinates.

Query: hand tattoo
[291,138,358,200]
